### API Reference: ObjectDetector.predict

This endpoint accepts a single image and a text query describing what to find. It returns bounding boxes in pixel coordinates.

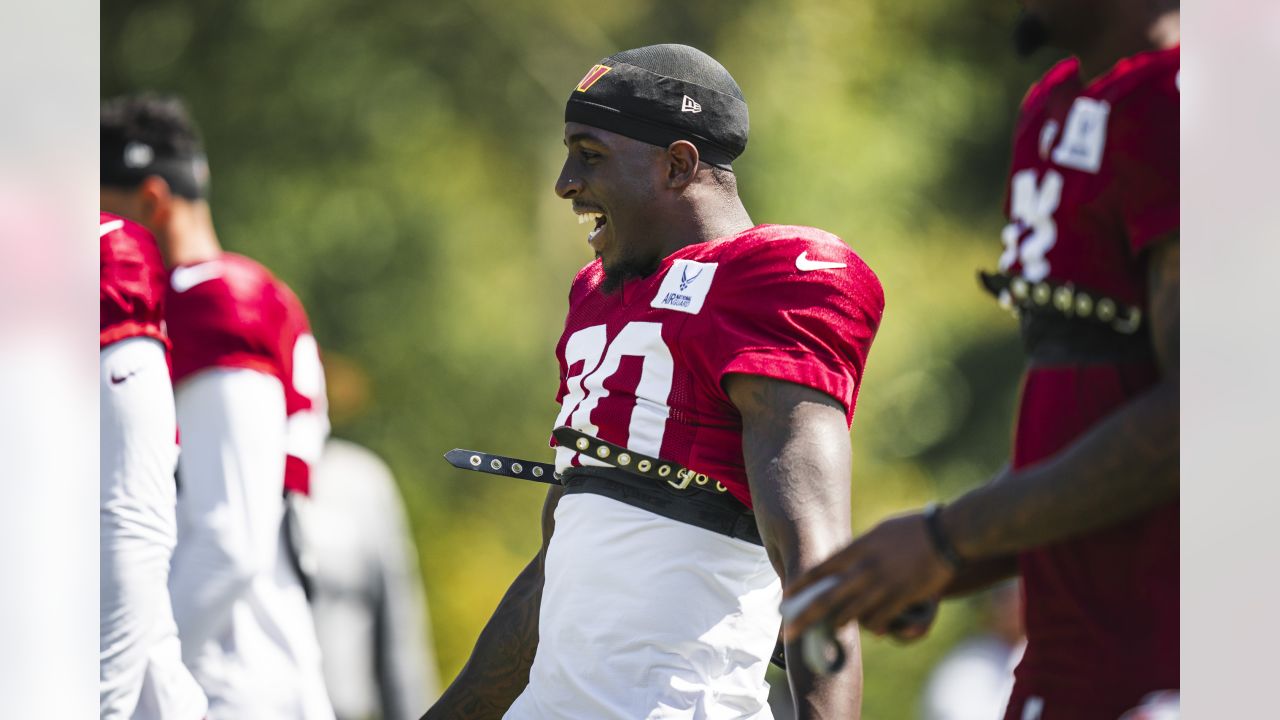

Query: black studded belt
[978,270,1154,364]
[442,427,758,545]
[550,426,734,498]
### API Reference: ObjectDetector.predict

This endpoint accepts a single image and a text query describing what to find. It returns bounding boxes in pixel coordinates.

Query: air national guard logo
[651,260,718,315]
[576,64,612,92]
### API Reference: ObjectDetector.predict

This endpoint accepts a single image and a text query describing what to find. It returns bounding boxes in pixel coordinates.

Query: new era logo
[681,95,702,113]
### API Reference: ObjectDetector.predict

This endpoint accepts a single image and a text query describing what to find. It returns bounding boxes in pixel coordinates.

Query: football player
[784,2,1180,718]
[426,44,884,719]
[101,94,334,720]
[100,212,208,719]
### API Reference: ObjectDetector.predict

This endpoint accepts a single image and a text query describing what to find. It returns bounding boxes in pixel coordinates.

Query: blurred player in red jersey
[100,212,208,719]
[784,2,1179,718]
[101,95,334,720]
[427,44,883,719]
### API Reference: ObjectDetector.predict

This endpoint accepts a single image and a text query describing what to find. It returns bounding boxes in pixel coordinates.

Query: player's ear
[138,175,175,229]
[665,140,700,189]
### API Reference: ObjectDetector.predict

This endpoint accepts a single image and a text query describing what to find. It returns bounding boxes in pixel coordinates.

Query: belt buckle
[667,468,694,491]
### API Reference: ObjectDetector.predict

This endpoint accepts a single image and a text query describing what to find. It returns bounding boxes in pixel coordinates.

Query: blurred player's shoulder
[1019,57,1081,113]
[100,212,167,348]
[167,252,290,301]
[1097,45,1179,107]
[166,252,312,384]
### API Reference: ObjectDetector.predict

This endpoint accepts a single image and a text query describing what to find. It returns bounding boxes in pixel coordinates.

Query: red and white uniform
[995,48,1179,719]
[165,253,333,720]
[100,213,208,719]
[509,225,883,719]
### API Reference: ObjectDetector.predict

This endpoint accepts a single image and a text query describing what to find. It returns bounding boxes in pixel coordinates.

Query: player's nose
[555,165,580,199]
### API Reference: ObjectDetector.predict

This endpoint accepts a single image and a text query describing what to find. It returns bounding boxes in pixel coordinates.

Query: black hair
[101,93,209,199]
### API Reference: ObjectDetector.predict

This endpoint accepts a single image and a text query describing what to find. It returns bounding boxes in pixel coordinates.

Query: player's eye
[580,149,602,163]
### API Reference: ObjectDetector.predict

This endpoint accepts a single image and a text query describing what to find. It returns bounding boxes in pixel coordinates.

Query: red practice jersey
[100,212,167,348]
[165,253,328,495]
[551,224,884,508]
[997,48,1179,718]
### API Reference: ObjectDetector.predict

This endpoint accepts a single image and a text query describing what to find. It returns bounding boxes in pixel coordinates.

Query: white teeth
[576,212,604,224]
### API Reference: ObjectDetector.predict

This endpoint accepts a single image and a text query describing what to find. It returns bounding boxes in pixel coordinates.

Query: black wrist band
[923,502,965,569]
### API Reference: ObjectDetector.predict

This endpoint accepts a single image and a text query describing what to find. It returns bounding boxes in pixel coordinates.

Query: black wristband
[923,502,965,569]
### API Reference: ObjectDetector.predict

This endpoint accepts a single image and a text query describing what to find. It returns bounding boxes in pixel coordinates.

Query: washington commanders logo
[576,64,612,92]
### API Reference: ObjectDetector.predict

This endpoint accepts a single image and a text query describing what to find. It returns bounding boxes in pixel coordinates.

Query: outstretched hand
[782,511,955,641]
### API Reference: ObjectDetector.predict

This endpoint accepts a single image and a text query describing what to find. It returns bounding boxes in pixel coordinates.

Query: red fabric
[165,253,323,495]
[1001,46,1179,305]
[100,212,168,349]
[999,47,1180,714]
[552,224,884,508]
[284,454,310,496]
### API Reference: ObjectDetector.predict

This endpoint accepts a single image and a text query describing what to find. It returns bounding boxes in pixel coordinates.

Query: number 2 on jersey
[554,322,674,461]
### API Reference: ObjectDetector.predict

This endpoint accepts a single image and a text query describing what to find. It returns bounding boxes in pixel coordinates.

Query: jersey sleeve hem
[172,354,278,386]
[719,349,855,424]
[100,322,168,350]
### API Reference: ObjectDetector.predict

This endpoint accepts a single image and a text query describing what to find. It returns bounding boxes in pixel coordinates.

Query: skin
[555,122,752,291]
[423,485,563,717]
[726,374,864,718]
[101,176,222,268]
[783,3,1180,642]
[424,125,864,718]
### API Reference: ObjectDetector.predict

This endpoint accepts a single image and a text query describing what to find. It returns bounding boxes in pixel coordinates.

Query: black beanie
[564,44,749,170]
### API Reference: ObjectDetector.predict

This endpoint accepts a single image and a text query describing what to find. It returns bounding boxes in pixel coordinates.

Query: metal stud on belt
[979,270,1144,335]
[551,426,731,495]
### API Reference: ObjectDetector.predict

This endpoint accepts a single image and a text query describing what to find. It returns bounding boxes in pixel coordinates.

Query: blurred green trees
[103,1,1055,715]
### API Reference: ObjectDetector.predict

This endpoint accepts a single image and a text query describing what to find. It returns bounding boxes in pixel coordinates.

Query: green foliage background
[103,1,1055,715]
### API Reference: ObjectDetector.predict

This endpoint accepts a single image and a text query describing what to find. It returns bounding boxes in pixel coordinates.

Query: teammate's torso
[552,224,883,508]
[996,48,1180,716]
[165,252,327,494]
[999,47,1179,306]
[100,212,168,348]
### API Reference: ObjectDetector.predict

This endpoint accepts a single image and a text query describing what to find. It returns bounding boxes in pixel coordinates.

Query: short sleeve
[701,232,884,423]
[1112,67,1179,254]
[100,214,167,348]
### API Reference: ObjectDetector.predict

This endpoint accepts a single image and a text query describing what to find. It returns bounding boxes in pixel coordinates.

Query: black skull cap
[565,44,749,170]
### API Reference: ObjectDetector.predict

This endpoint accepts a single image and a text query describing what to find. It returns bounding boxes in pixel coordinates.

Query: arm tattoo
[423,487,563,720]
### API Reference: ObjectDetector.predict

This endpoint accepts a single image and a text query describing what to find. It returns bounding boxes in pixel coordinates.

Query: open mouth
[576,210,608,245]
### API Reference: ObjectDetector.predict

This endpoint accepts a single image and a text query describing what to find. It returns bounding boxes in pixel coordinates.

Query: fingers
[826,581,893,635]
[887,600,938,643]
[783,565,884,642]
[861,595,917,636]
[783,545,857,599]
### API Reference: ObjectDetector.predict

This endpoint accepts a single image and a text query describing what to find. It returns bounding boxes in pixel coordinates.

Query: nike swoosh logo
[170,262,222,293]
[795,251,847,272]
[110,370,138,385]
[99,219,124,237]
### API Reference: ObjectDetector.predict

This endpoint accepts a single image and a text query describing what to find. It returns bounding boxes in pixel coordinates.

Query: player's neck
[670,195,755,252]
[162,202,223,267]
[1075,9,1179,81]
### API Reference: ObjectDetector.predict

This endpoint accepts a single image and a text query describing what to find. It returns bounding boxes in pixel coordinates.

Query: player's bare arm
[726,373,863,719]
[784,233,1180,639]
[423,485,563,720]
